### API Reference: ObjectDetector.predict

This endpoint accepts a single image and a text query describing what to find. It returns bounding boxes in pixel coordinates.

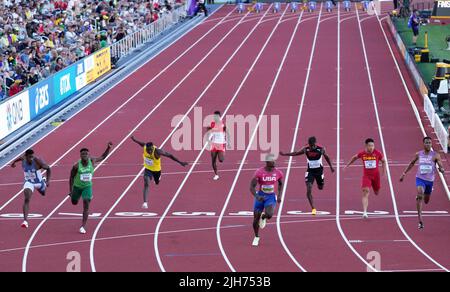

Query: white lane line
[3,213,448,257]
[276,3,324,274]
[215,6,306,272]
[337,3,378,272]
[90,5,276,273]
[375,2,450,201]
[0,162,419,187]
[356,4,449,272]
[0,6,237,212]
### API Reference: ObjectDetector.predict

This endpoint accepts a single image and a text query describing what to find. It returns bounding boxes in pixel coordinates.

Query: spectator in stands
[9,79,23,97]
[54,56,65,72]
[114,26,127,42]
[0,82,6,101]
[0,0,181,99]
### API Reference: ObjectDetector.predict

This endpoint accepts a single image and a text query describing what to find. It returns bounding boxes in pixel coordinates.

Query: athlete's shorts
[412,27,419,36]
[416,177,434,195]
[71,186,93,202]
[144,169,161,185]
[254,191,277,212]
[305,170,324,187]
[24,181,46,194]
[362,172,381,192]
[211,143,226,153]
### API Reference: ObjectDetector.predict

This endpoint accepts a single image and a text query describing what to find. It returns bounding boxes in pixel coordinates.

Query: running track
[0,3,449,272]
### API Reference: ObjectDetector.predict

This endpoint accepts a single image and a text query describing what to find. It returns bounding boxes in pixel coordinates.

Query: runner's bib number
[144,157,154,166]
[261,185,275,193]
[80,173,93,182]
[420,165,433,174]
[211,133,226,144]
[308,160,321,169]
[364,160,377,169]
[24,172,37,181]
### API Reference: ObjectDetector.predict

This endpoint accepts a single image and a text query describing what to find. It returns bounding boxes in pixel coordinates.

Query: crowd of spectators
[1,0,179,101]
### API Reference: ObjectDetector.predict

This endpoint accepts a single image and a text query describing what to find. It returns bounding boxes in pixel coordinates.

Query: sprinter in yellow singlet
[131,136,188,209]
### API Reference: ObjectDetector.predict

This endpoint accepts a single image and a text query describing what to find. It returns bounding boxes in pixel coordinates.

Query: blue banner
[53,65,77,104]
[29,78,54,119]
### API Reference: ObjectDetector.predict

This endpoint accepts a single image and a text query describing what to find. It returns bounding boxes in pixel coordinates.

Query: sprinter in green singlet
[69,142,113,234]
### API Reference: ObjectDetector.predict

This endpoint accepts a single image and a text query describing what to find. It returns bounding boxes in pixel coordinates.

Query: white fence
[434,113,448,153]
[423,94,436,128]
[110,3,188,61]
[424,94,448,153]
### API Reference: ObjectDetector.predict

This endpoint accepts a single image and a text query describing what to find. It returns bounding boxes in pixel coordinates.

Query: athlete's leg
[82,199,91,229]
[372,174,381,196]
[218,151,225,163]
[305,172,315,210]
[362,187,370,214]
[424,182,432,205]
[264,204,275,220]
[306,182,315,210]
[37,182,46,196]
[71,187,82,205]
[23,188,32,222]
[211,152,219,175]
[317,173,325,190]
[143,174,151,203]
[416,186,425,225]
[253,210,262,237]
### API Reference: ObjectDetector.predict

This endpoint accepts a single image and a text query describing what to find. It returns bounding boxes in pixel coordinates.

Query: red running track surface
[0,3,448,272]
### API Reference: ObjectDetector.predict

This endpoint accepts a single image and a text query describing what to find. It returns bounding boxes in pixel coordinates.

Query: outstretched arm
[280,147,306,157]
[130,136,146,147]
[322,147,335,173]
[10,156,24,168]
[344,155,359,169]
[156,149,188,167]
[92,142,113,164]
[400,153,419,182]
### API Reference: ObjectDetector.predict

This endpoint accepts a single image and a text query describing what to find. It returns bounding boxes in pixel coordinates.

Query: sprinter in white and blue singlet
[280,137,334,215]
[11,149,51,229]
[400,137,445,229]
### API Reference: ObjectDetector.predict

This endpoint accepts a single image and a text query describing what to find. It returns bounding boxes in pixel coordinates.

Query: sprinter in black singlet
[280,136,334,215]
